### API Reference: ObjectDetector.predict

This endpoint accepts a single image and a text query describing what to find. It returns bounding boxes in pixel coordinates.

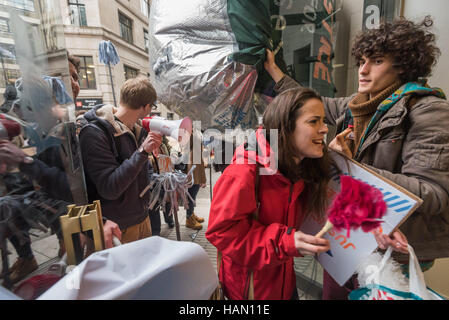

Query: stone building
[60,0,178,118]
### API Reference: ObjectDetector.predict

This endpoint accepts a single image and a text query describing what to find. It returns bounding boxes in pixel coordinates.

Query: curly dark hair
[352,16,441,83]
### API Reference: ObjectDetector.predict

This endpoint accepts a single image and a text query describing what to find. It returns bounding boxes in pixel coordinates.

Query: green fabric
[226,0,288,92]
[226,1,337,96]
[226,0,272,69]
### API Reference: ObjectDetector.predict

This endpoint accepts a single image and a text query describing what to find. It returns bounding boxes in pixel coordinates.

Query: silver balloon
[149,0,260,132]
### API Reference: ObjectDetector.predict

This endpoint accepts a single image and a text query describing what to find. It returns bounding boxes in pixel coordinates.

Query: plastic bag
[350,244,445,300]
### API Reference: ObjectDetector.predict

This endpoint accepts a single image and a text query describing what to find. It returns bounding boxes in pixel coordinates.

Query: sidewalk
[5,167,322,299]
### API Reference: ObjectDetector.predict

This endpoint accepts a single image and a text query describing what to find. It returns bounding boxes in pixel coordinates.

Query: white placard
[300,150,422,286]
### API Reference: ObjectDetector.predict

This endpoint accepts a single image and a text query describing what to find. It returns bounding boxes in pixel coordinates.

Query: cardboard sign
[156,154,174,173]
[300,150,423,286]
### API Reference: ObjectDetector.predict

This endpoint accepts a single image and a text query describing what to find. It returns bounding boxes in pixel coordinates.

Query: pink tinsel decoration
[328,175,387,237]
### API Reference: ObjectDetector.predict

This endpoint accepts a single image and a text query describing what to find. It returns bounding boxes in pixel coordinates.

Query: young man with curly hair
[264,17,449,299]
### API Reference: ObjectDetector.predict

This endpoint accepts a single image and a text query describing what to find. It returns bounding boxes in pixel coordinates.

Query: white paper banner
[38,236,218,300]
[300,150,422,286]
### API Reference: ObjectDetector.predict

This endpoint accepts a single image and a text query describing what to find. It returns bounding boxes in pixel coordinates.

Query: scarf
[345,82,446,158]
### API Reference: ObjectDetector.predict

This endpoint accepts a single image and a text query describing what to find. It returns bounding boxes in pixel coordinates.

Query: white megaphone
[142,116,192,146]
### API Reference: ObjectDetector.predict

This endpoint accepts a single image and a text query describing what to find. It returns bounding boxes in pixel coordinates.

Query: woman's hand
[329,127,353,158]
[294,230,331,256]
[374,229,409,254]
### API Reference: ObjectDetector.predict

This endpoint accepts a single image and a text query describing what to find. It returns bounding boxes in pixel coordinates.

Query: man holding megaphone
[78,77,162,243]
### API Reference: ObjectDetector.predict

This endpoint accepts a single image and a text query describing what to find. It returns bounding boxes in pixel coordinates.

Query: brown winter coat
[187,133,207,185]
[275,75,449,261]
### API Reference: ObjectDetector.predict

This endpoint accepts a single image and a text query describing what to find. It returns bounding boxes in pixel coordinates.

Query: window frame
[0,17,10,34]
[118,11,133,44]
[0,0,35,12]
[68,0,87,26]
[76,55,97,90]
[141,0,150,17]
[123,64,139,80]
[143,28,149,53]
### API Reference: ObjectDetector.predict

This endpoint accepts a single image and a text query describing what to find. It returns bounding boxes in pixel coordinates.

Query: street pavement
[5,167,322,299]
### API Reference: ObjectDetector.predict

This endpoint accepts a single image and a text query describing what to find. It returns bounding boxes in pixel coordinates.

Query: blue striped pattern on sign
[334,174,413,214]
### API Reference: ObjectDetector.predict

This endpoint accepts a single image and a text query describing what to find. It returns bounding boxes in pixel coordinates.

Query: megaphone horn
[142,116,192,145]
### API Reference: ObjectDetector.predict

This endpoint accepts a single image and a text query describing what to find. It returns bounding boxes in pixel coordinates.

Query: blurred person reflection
[0,53,120,285]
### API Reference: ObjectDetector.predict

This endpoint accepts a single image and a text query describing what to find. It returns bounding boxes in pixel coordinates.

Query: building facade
[0,0,39,91]
[60,0,178,119]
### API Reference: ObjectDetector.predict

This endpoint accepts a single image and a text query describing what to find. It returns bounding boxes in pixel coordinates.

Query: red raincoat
[206,129,307,300]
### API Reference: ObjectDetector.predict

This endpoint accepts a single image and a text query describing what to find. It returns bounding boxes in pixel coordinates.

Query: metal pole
[173,207,181,241]
[209,165,212,199]
[399,0,405,17]
[108,63,118,107]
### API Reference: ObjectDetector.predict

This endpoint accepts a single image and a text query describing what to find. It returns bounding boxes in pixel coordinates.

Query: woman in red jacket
[206,88,332,300]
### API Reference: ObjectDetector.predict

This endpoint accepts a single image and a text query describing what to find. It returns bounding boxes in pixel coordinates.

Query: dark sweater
[78,105,151,229]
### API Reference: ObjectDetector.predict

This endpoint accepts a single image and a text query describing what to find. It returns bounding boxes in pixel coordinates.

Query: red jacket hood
[232,127,278,175]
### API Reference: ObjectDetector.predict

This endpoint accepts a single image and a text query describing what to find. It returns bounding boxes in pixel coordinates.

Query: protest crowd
[0,0,448,302]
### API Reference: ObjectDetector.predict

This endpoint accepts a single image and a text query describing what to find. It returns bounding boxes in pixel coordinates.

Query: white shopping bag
[38,236,218,300]
[350,244,445,300]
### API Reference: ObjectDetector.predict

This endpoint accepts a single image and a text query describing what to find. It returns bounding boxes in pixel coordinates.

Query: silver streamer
[149,0,260,132]
[140,166,196,217]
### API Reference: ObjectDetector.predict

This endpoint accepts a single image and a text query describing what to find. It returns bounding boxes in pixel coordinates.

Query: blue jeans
[186,184,201,218]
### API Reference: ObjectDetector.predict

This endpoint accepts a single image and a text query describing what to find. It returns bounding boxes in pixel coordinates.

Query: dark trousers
[9,234,33,259]
[322,270,359,300]
[186,184,201,217]
[149,201,172,236]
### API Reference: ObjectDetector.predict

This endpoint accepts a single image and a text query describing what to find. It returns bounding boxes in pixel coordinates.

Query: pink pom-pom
[328,175,387,237]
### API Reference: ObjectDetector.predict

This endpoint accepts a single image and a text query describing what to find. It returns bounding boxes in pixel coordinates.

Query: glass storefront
[0,0,87,289]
